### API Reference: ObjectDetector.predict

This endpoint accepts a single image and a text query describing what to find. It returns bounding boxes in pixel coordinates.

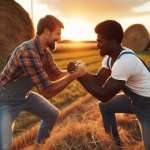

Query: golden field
[0,43,149,150]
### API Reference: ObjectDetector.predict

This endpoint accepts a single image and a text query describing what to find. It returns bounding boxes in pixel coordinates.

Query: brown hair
[36,15,64,35]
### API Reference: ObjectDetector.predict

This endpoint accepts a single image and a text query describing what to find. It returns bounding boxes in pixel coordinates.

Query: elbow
[100,94,114,103]
[100,97,110,103]
[95,95,109,103]
[94,91,110,103]
[39,90,54,99]
[43,93,54,99]
[43,94,52,99]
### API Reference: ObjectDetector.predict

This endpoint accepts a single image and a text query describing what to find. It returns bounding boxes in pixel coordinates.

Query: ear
[44,28,51,35]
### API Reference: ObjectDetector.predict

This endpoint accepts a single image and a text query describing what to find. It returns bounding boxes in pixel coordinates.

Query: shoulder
[117,49,138,65]
[17,39,38,55]
[16,38,35,53]
[111,49,139,81]
[17,45,39,61]
[102,55,109,62]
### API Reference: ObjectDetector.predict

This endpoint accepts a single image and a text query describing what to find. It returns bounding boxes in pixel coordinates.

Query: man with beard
[67,20,150,149]
[0,15,85,150]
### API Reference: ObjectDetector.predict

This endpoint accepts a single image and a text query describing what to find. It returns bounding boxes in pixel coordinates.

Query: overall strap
[119,51,150,100]
[107,57,111,70]
[118,51,150,72]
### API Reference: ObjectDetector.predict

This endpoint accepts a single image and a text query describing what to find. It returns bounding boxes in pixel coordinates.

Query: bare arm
[77,67,125,102]
[19,50,85,99]
[45,66,69,81]
[39,68,85,99]
[78,76,125,102]
[78,67,111,86]
[67,61,125,102]
[43,51,69,81]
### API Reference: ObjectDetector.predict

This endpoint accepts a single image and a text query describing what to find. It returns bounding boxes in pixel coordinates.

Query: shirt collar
[34,36,50,54]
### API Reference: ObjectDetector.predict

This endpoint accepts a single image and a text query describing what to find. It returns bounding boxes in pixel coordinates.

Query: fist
[67,61,86,73]
[67,61,78,73]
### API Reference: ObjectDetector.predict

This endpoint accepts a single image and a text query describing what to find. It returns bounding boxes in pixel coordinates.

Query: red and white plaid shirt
[0,36,61,91]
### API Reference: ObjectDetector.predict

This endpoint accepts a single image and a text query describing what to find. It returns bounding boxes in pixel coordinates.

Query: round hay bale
[122,24,150,51]
[0,0,34,69]
[148,44,150,52]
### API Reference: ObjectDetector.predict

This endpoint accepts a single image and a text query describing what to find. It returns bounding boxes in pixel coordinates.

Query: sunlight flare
[62,18,92,41]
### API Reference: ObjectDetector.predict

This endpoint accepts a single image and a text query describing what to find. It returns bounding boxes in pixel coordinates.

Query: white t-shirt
[102,48,150,97]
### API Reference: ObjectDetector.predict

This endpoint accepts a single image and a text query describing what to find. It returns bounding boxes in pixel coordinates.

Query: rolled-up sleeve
[18,50,52,91]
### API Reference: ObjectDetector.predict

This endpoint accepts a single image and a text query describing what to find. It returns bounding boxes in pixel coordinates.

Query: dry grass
[41,99,142,150]
[12,126,38,150]
[42,101,116,150]
[43,119,116,150]
[8,50,150,150]
[12,94,93,150]
[15,97,144,150]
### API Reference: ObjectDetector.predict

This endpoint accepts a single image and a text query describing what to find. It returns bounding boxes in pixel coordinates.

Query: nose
[57,35,61,42]
[55,35,61,42]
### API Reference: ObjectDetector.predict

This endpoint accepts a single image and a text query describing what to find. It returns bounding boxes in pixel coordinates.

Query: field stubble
[9,48,150,149]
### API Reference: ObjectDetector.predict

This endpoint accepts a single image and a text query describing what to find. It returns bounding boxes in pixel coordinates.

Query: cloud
[131,1,150,13]
[38,0,150,22]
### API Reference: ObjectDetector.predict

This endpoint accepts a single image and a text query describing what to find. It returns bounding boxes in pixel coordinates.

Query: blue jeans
[0,91,59,150]
[99,93,150,150]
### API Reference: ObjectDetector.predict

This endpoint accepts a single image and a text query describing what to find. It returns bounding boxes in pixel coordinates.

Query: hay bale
[148,45,150,52]
[122,24,150,51]
[0,0,34,69]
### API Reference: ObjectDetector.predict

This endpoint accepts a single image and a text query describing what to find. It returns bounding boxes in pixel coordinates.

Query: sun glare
[62,19,91,41]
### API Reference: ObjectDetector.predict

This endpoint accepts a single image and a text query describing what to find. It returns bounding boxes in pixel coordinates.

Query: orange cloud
[39,0,150,22]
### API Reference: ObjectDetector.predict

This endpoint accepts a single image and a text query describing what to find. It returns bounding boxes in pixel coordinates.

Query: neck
[110,44,124,60]
[37,35,47,50]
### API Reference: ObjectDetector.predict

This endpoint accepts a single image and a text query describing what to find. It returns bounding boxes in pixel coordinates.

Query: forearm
[41,72,79,98]
[78,76,124,102]
[47,69,69,81]
[78,73,97,84]
[77,72,107,86]
[58,70,69,79]
[77,76,108,102]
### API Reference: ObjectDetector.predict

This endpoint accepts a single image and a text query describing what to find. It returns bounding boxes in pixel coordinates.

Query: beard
[99,49,106,57]
[47,42,56,51]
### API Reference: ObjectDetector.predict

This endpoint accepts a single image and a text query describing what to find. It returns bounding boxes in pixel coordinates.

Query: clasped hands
[67,61,86,77]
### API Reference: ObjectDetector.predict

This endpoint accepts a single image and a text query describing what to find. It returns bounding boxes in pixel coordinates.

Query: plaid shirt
[0,36,61,91]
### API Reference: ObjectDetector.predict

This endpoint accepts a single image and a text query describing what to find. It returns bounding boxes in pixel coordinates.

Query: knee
[44,108,59,124]
[53,108,59,121]
[50,108,59,121]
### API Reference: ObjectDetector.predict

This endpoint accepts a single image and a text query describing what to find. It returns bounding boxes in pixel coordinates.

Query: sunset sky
[15,0,150,41]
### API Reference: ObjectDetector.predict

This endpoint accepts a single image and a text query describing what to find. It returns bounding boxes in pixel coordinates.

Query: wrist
[69,71,79,80]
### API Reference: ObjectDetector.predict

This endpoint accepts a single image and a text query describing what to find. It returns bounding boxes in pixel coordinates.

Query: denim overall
[99,51,150,150]
[0,75,59,150]
[123,86,150,150]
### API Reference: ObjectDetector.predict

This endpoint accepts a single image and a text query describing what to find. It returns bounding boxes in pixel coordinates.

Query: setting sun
[15,0,150,41]
[62,19,92,41]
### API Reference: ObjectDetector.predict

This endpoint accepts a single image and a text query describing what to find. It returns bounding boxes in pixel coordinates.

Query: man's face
[96,34,112,57]
[45,26,61,51]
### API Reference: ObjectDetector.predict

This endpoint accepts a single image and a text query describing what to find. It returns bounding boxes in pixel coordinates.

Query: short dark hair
[95,20,123,44]
[36,15,64,35]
